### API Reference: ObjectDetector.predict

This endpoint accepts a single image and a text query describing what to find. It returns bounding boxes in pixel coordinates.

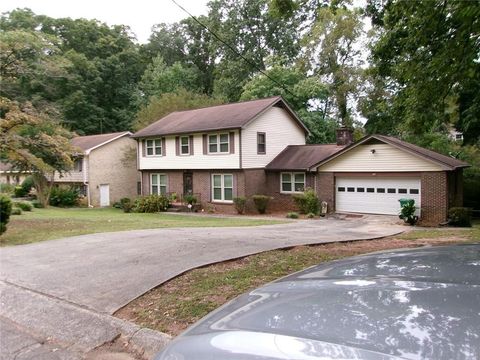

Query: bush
[286,212,299,219]
[21,176,34,195]
[120,197,134,213]
[11,207,22,215]
[0,194,12,235]
[134,194,170,213]
[293,188,319,214]
[0,183,15,194]
[233,197,247,214]
[14,185,28,198]
[49,186,80,207]
[448,207,472,227]
[183,194,198,205]
[31,199,44,208]
[399,199,418,225]
[252,195,271,214]
[306,212,316,219]
[14,201,32,211]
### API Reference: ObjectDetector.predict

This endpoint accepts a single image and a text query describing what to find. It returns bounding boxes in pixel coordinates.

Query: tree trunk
[32,171,55,207]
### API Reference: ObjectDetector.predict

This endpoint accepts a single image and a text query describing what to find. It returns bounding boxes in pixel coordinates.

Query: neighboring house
[133,96,468,225]
[0,162,28,186]
[54,131,138,207]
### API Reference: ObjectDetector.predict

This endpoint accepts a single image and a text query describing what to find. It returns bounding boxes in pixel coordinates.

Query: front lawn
[0,207,283,246]
[116,222,479,336]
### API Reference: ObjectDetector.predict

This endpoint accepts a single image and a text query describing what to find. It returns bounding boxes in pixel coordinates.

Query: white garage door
[336,177,421,215]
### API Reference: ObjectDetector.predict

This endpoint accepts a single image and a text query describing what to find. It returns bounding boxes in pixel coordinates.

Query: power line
[170,0,301,101]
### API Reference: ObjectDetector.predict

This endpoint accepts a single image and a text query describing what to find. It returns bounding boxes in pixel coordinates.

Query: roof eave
[132,127,242,139]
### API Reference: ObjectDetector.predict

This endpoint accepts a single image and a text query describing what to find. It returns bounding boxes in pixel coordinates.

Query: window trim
[211,173,234,203]
[180,135,190,155]
[280,172,306,194]
[208,133,230,154]
[150,173,168,195]
[146,138,162,157]
[257,132,266,154]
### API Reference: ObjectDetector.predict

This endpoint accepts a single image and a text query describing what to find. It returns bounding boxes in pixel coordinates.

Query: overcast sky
[0,0,210,43]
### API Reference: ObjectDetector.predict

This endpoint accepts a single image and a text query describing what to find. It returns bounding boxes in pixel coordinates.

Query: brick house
[133,96,468,225]
[54,132,138,207]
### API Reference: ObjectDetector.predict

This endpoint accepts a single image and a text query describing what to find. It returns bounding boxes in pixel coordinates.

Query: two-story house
[133,96,468,225]
[54,131,139,207]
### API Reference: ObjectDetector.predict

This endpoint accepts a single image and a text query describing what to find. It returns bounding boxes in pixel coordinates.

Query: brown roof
[311,134,469,170]
[71,132,131,153]
[266,144,345,171]
[0,162,13,172]
[132,96,308,138]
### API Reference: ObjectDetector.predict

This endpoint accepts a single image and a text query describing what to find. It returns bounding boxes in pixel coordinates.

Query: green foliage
[293,188,319,214]
[14,186,27,198]
[399,200,418,226]
[14,201,32,211]
[252,195,272,214]
[233,197,247,215]
[183,194,198,205]
[31,199,44,208]
[0,194,12,235]
[119,197,134,213]
[11,207,22,216]
[49,186,80,207]
[0,183,15,194]
[21,176,34,194]
[133,195,170,213]
[448,207,472,228]
[286,212,299,219]
[306,212,316,219]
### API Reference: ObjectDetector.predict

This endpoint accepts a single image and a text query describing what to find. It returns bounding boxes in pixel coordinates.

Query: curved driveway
[0,217,403,314]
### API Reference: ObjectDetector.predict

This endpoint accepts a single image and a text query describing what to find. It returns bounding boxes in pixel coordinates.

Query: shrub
[14,185,28,198]
[448,207,472,227]
[14,201,32,211]
[399,199,418,225]
[49,186,80,207]
[21,176,34,195]
[0,183,15,194]
[31,199,44,208]
[286,212,299,219]
[0,194,12,234]
[252,195,271,214]
[11,207,22,215]
[134,194,170,213]
[293,188,319,214]
[233,197,247,214]
[120,197,134,213]
[306,212,316,219]
[183,194,198,205]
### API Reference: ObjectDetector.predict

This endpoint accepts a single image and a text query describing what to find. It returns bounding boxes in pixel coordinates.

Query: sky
[0,0,210,43]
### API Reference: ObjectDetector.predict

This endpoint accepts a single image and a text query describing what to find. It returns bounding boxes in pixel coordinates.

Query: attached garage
[335,177,421,215]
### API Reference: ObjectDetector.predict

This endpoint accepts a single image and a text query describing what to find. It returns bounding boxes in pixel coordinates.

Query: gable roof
[132,96,309,138]
[72,131,132,154]
[311,134,469,171]
[266,144,345,171]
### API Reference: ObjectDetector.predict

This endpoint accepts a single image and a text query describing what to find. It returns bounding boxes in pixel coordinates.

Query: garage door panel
[335,177,421,216]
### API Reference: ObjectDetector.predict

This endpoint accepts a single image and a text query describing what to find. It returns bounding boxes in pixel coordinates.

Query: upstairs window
[257,132,266,154]
[180,136,190,155]
[281,172,305,193]
[74,158,83,172]
[146,139,162,156]
[208,133,229,153]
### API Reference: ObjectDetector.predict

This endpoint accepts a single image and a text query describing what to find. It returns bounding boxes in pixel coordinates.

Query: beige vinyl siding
[241,107,306,169]
[318,144,443,172]
[53,157,86,183]
[138,131,241,170]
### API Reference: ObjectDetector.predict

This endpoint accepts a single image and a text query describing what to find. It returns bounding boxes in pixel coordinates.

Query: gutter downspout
[84,151,92,207]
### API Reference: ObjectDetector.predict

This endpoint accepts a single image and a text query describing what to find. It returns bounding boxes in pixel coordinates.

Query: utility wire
[170,0,302,101]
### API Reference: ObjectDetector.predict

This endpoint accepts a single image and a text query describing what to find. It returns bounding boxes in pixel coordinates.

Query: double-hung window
[257,132,266,154]
[281,172,305,193]
[180,136,190,155]
[151,173,167,195]
[146,139,162,156]
[212,174,233,202]
[208,133,229,153]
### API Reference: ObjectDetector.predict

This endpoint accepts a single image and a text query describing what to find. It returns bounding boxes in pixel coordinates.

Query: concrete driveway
[0,216,404,359]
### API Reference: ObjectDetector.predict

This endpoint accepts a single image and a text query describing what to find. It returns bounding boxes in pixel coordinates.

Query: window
[151,173,167,195]
[387,188,396,194]
[281,172,305,193]
[338,187,346,192]
[367,188,375,193]
[146,139,162,156]
[377,188,386,193]
[410,188,419,194]
[180,136,190,155]
[212,174,233,202]
[347,187,355,192]
[357,187,365,192]
[398,188,407,194]
[257,132,266,154]
[208,133,229,153]
[74,158,82,172]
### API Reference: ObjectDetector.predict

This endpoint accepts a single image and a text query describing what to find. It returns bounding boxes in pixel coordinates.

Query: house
[54,131,138,207]
[0,162,28,186]
[133,96,468,225]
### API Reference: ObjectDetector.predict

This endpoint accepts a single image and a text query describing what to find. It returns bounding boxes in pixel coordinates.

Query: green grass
[398,219,480,241]
[1,207,283,246]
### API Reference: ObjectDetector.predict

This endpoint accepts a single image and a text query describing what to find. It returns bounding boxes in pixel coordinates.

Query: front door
[183,172,193,195]
[99,184,110,207]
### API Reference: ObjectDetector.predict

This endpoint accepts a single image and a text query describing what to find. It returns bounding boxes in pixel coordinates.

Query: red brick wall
[264,171,315,212]
[317,172,335,213]
[420,172,448,225]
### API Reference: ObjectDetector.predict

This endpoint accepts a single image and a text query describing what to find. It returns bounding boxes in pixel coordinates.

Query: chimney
[336,127,354,146]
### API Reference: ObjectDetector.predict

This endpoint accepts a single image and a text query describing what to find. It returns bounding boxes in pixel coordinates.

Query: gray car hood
[156,244,480,359]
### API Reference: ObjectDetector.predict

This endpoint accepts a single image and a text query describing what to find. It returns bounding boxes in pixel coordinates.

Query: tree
[133,89,224,131]
[0,97,75,206]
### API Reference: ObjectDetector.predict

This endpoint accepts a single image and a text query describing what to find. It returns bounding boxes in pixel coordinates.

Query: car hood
[156,244,480,359]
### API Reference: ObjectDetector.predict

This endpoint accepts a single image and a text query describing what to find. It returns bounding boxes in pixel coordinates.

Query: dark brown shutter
[162,137,166,156]
[189,135,194,155]
[175,136,180,156]
[229,132,235,154]
[203,134,207,155]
